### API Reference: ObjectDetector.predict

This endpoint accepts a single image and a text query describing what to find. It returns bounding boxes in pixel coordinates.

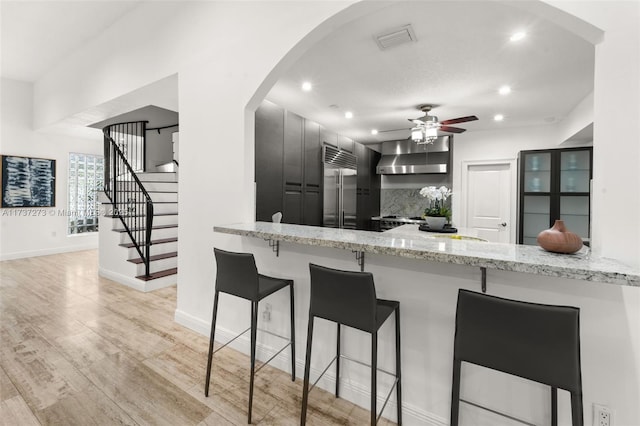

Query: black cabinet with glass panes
[518,147,593,245]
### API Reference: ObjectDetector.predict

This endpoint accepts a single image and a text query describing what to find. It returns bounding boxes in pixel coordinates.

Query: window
[68,153,104,234]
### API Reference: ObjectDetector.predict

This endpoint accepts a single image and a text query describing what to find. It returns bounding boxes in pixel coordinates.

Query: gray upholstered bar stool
[451,289,583,426]
[204,248,295,424]
[301,263,402,425]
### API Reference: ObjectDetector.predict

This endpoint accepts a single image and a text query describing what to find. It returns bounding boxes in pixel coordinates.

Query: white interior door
[464,162,513,243]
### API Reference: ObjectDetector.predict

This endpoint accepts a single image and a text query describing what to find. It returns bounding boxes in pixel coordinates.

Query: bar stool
[300,263,402,425]
[450,289,583,426]
[204,248,295,424]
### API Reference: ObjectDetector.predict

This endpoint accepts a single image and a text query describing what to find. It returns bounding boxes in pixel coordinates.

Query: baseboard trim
[174,309,447,426]
[0,243,98,261]
[99,267,175,292]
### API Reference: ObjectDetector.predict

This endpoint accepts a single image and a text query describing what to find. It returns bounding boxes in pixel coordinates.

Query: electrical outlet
[593,404,613,426]
[262,303,272,322]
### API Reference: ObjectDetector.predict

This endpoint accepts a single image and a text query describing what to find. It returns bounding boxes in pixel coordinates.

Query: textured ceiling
[266,1,595,143]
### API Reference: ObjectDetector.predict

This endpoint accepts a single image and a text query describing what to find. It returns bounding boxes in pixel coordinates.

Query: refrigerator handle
[338,170,343,228]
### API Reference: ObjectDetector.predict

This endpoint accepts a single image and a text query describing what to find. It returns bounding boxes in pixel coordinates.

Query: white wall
[22,0,640,424]
[450,123,592,227]
[0,78,103,260]
[547,0,640,267]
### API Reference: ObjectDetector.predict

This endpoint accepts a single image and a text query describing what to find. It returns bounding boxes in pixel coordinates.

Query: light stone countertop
[214,222,640,287]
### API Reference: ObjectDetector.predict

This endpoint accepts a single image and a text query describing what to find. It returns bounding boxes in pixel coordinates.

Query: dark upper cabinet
[255,101,284,222]
[303,119,322,226]
[282,111,304,224]
[255,101,324,226]
[304,120,321,188]
[355,142,381,230]
[518,147,593,245]
[320,126,337,147]
[284,111,304,185]
[355,142,370,190]
[338,134,354,153]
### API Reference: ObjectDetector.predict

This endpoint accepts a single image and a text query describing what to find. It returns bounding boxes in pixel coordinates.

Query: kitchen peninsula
[214,222,639,286]
[212,221,639,425]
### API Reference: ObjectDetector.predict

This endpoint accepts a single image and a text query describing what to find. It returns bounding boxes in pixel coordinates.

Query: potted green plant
[420,185,452,230]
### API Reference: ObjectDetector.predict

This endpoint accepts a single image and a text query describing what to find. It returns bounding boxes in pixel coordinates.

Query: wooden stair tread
[100,200,176,205]
[119,237,178,248]
[128,251,178,264]
[112,224,177,232]
[106,212,178,218]
[136,268,178,281]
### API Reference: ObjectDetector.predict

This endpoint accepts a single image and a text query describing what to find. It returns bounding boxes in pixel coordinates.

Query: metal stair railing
[103,121,154,277]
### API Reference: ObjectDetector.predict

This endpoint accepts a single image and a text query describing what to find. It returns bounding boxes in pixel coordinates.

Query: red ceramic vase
[536,220,583,254]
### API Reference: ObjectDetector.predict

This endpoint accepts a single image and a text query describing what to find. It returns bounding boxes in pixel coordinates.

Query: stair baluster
[103,121,154,278]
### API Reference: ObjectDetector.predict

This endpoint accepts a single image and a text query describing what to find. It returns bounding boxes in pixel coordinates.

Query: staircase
[99,171,178,291]
[97,121,179,292]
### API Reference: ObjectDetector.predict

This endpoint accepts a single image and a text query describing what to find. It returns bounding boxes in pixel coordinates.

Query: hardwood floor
[0,250,396,425]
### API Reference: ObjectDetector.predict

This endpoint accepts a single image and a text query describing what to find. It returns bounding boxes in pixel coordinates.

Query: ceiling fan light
[425,127,438,138]
[411,127,424,142]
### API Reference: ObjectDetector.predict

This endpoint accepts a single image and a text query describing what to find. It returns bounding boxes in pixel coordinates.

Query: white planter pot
[426,216,447,230]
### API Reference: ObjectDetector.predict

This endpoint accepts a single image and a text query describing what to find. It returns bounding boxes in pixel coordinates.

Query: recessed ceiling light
[371,129,378,135]
[499,85,511,95]
[494,114,505,121]
[345,111,353,119]
[510,31,526,42]
[301,81,312,91]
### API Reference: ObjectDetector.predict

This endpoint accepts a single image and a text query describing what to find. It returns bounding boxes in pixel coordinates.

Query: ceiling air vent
[374,24,417,50]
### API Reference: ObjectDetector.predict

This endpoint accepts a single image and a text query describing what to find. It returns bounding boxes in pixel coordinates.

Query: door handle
[501,222,507,227]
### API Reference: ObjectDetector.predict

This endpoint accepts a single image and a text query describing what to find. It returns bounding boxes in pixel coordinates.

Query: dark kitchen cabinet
[283,111,304,223]
[255,101,283,222]
[320,126,337,147]
[303,119,322,226]
[338,134,354,153]
[355,142,381,230]
[518,147,593,245]
[255,100,323,226]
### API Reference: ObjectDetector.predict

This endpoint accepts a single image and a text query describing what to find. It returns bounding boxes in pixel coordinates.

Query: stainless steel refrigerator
[323,145,357,229]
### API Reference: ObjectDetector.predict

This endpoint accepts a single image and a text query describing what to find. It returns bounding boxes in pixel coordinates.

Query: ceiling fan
[380,105,479,143]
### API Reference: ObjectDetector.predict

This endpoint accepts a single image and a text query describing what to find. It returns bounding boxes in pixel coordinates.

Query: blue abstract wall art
[1,155,56,208]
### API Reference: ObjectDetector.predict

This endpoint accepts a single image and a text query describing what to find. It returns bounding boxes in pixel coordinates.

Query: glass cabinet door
[560,196,590,239]
[522,195,550,245]
[560,150,591,193]
[523,152,551,192]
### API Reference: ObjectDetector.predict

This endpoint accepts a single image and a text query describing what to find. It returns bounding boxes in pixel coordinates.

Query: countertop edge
[214,224,640,287]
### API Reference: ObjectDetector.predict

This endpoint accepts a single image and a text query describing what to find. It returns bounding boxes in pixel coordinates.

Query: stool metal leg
[371,332,378,425]
[336,323,341,398]
[301,316,315,426]
[395,306,403,425]
[450,359,461,426]
[248,301,258,424]
[290,282,296,382]
[551,387,558,426]
[204,290,220,397]
[571,392,584,426]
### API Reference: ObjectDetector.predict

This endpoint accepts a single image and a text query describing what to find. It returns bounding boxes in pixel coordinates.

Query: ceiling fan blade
[440,115,478,125]
[378,128,409,133]
[439,125,466,134]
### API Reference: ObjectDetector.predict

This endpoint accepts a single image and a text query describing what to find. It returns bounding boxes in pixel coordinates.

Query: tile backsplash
[381,188,429,217]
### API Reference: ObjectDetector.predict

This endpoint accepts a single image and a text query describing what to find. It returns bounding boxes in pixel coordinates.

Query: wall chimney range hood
[376,136,451,175]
